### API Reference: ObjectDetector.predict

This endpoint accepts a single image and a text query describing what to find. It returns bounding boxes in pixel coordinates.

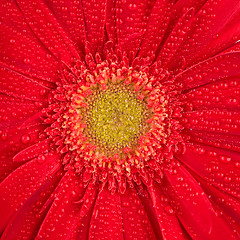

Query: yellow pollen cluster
[88,89,144,150]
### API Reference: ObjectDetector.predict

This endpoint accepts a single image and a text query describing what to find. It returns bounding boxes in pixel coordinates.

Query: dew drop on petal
[46,53,52,59]
[219,156,231,163]
[164,205,174,215]
[235,162,240,168]
[39,89,46,95]
[21,134,31,144]
[1,132,8,141]
[9,39,15,44]
[137,209,145,216]
[37,155,46,164]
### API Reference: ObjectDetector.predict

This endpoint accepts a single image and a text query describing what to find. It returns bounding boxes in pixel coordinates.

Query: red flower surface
[1,0,240,239]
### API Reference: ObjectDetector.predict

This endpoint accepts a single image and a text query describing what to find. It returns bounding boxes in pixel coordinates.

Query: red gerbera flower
[1,0,240,239]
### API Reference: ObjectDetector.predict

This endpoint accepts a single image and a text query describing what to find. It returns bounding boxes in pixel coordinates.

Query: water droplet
[128,3,137,10]
[235,162,240,168]
[23,58,30,64]
[21,134,31,144]
[46,53,52,59]
[40,89,47,96]
[37,155,46,164]
[137,209,145,215]
[1,132,8,141]
[164,205,174,215]
[220,156,231,163]
[9,39,15,44]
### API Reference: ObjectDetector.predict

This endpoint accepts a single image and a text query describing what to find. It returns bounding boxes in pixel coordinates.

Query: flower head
[0,0,240,239]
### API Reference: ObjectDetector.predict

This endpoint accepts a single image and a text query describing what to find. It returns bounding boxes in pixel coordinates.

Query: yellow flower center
[88,89,144,149]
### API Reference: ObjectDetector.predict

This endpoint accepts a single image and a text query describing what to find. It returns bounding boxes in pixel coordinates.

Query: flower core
[45,54,184,192]
[69,75,154,162]
[84,84,149,154]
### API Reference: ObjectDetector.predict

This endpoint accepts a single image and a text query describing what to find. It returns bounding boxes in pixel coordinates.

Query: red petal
[139,0,208,58]
[0,153,61,233]
[182,110,240,136]
[106,0,117,45]
[175,52,240,90]
[35,172,97,240]
[1,169,63,240]
[115,0,155,57]
[13,139,51,162]
[0,94,44,128]
[0,65,50,102]
[184,77,240,111]
[196,177,240,238]
[185,130,240,153]
[40,0,87,57]
[88,187,124,240]
[15,0,80,64]
[175,0,240,67]
[174,0,206,12]
[147,182,186,240]
[76,182,99,240]
[0,0,60,83]
[81,0,107,54]
[222,42,240,53]
[136,0,173,57]
[0,123,45,181]
[120,187,157,240]
[157,8,194,68]
[176,142,240,199]
[163,164,239,240]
